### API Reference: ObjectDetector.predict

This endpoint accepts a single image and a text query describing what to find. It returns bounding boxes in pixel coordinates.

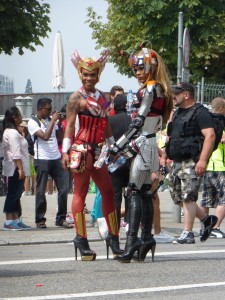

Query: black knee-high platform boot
[117,190,142,263]
[134,185,156,262]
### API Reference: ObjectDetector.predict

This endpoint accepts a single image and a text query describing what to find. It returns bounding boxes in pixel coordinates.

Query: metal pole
[197,82,201,103]
[201,77,205,104]
[177,12,183,84]
[173,12,183,223]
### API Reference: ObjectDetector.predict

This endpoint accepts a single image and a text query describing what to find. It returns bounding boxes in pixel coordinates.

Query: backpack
[25,115,41,156]
[172,103,225,152]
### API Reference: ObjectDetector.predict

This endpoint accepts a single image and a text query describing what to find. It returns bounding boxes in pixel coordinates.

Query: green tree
[0,0,51,55]
[25,79,33,93]
[86,0,225,82]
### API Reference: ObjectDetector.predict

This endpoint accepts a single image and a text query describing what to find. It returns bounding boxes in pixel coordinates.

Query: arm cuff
[62,138,71,153]
[106,136,115,145]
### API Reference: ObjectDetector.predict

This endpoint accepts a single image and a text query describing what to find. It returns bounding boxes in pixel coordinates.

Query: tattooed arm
[64,92,81,139]
[62,91,84,169]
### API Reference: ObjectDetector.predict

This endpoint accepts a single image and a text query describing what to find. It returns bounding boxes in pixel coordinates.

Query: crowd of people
[1,45,225,263]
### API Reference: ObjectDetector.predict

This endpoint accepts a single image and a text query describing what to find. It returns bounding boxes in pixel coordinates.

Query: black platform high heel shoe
[73,235,96,261]
[117,236,142,263]
[133,236,156,262]
[105,234,124,259]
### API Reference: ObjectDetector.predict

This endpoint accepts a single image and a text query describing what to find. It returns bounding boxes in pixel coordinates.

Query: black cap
[172,82,195,94]
[114,94,127,111]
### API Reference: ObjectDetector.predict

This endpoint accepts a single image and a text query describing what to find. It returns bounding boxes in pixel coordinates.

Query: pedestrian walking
[162,82,218,244]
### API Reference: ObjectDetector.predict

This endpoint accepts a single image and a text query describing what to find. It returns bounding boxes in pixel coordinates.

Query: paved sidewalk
[0,191,216,246]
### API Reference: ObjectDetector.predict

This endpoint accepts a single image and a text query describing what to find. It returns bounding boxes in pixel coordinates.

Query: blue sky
[0,0,139,94]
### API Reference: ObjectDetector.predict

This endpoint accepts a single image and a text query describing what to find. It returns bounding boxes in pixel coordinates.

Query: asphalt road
[1,239,225,300]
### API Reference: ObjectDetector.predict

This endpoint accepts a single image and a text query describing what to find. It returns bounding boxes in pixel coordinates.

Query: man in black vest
[161,82,218,244]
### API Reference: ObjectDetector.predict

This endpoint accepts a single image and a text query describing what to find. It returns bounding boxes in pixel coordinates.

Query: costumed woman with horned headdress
[62,50,123,261]
[110,46,173,262]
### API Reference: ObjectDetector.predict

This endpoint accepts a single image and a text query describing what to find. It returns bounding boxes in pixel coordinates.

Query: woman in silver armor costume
[110,47,173,262]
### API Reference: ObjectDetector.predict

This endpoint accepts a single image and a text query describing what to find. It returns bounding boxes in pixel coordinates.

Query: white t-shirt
[28,117,61,160]
[2,128,30,176]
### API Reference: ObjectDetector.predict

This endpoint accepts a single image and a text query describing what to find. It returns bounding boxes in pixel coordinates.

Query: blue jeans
[3,168,24,216]
[34,159,68,224]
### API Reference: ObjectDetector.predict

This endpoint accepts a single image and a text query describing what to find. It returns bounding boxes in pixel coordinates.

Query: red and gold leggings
[71,152,118,238]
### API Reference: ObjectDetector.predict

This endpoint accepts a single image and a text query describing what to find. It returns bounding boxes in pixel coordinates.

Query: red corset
[75,114,108,145]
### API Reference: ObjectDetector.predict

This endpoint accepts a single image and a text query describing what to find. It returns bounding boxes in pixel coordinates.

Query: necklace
[80,87,100,101]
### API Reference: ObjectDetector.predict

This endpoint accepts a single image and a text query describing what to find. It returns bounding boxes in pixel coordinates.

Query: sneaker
[17,221,31,230]
[3,222,23,231]
[176,230,195,244]
[210,228,225,238]
[66,214,74,224]
[154,230,176,243]
[89,218,96,227]
[121,221,127,228]
[96,217,108,240]
[200,215,218,242]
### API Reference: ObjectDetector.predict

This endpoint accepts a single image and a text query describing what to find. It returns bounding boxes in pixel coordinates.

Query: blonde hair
[211,97,225,113]
[134,49,173,124]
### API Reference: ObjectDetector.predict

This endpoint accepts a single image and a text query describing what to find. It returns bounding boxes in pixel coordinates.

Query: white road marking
[1,281,225,299]
[1,249,225,265]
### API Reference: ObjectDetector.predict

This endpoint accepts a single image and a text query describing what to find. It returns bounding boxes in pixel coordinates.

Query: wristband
[106,136,115,145]
[62,137,71,153]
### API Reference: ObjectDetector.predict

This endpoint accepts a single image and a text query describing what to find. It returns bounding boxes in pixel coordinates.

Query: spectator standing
[200,97,225,238]
[108,94,132,229]
[109,85,124,116]
[2,106,31,230]
[162,82,218,244]
[28,97,73,229]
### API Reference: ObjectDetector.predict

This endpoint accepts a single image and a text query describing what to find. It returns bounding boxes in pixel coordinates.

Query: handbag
[69,144,87,173]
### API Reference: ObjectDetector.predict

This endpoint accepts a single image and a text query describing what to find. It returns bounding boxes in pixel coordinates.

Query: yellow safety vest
[207,140,225,171]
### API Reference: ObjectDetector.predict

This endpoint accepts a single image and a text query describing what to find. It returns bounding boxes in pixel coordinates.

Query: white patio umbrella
[52,31,66,91]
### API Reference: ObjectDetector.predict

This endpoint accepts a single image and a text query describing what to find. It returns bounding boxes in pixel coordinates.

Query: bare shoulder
[67,91,82,113]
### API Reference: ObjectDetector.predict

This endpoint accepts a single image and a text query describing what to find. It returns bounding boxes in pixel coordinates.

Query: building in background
[0,74,14,94]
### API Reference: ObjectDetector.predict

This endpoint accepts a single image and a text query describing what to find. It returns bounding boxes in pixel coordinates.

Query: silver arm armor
[110,83,155,155]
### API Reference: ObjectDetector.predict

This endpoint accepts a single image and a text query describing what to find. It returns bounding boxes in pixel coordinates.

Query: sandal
[36,222,47,229]
[55,220,73,229]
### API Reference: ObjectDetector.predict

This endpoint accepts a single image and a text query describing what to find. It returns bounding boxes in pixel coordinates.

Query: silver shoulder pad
[155,84,164,98]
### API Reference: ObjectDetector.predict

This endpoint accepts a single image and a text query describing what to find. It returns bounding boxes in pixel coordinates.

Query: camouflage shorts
[201,171,225,207]
[168,159,201,205]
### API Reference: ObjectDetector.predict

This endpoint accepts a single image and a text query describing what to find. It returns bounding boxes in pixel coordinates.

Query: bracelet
[106,136,115,145]
[62,137,71,153]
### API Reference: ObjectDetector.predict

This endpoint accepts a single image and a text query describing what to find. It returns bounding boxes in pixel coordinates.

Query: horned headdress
[71,49,110,81]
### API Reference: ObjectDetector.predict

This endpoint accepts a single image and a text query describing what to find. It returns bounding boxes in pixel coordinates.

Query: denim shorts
[168,159,201,205]
[201,171,225,207]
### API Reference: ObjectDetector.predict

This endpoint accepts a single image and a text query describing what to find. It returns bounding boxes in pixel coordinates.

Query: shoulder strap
[31,115,41,128]
[172,103,203,123]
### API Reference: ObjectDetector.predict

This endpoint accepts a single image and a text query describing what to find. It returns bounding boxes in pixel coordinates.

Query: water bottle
[108,156,127,173]
[127,89,133,116]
